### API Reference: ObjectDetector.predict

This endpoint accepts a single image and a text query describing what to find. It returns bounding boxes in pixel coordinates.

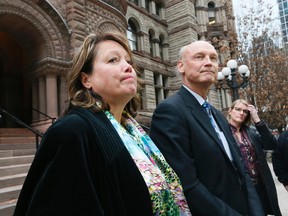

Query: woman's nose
[124,61,133,73]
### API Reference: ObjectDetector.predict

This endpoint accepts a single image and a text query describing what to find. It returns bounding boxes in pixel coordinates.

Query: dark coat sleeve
[13,114,104,216]
[272,131,288,186]
[246,123,282,216]
[254,120,277,150]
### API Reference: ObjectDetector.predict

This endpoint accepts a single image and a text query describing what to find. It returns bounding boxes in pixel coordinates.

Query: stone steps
[0,173,27,189]
[0,155,34,167]
[0,128,37,216]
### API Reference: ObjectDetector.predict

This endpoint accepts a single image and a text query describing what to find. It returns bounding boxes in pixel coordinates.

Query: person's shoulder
[164,87,192,103]
[278,131,288,145]
[46,110,91,137]
[279,130,288,138]
[210,105,225,115]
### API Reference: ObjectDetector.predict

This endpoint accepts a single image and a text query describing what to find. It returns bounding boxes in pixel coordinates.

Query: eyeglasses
[233,107,249,114]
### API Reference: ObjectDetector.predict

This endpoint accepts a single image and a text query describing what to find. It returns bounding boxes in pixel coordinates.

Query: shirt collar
[182,85,206,106]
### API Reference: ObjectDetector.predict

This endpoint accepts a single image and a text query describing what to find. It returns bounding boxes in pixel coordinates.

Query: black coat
[245,123,282,216]
[13,107,153,216]
[273,131,288,187]
[150,86,264,216]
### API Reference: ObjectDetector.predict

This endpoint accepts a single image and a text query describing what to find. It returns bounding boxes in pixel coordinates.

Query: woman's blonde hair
[228,99,252,126]
[64,31,142,117]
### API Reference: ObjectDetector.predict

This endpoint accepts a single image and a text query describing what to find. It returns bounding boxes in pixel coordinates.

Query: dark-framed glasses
[233,107,249,114]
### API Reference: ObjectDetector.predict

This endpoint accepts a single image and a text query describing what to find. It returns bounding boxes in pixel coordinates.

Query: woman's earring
[96,101,101,108]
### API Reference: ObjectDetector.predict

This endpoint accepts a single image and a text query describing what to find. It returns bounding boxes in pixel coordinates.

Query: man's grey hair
[178,45,188,60]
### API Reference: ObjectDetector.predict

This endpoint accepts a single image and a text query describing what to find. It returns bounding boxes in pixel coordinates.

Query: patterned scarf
[105,111,191,216]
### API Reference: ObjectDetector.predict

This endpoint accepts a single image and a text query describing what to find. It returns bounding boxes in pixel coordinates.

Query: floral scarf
[105,111,191,216]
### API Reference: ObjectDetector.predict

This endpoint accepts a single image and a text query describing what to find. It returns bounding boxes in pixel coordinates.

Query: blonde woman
[228,99,281,216]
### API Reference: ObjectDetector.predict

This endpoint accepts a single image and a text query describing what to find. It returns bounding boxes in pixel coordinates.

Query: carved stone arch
[97,21,125,34]
[0,0,71,128]
[36,0,71,61]
[100,0,128,15]
[0,1,71,63]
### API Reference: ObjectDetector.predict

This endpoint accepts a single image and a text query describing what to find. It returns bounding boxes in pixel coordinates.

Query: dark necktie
[202,101,220,138]
[202,101,233,160]
[202,101,216,127]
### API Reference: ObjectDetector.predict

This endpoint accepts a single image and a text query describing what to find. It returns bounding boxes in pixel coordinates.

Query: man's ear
[177,60,184,74]
[81,72,92,89]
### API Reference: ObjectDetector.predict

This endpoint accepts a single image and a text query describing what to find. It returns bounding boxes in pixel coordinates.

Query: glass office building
[278,0,288,43]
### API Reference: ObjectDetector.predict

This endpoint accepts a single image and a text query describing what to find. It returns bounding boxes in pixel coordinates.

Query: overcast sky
[232,0,282,47]
[232,0,280,21]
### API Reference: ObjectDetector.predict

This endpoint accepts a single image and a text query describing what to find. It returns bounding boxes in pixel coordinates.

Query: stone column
[139,0,145,8]
[46,74,58,118]
[38,76,46,121]
[162,43,169,61]
[138,31,145,52]
[159,7,165,20]
[150,1,156,15]
[59,76,67,114]
[153,38,160,58]
[156,74,164,102]
[31,79,39,122]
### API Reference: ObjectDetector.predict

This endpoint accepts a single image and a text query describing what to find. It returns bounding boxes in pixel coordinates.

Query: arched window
[159,35,164,60]
[208,2,216,25]
[154,73,169,105]
[145,0,150,12]
[127,20,138,51]
[156,3,161,17]
[130,0,139,6]
[149,29,155,56]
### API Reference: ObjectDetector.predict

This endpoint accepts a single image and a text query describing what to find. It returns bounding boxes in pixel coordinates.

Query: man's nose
[204,57,213,65]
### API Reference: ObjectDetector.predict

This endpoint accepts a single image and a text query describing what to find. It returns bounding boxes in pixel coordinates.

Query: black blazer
[273,131,288,187]
[246,124,281,215]
[150,86,264,216]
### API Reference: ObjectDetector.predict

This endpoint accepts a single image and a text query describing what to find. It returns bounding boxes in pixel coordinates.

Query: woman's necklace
[235,130,242,142]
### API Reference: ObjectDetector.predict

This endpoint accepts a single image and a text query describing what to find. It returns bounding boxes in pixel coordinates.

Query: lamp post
[217,59,250,101]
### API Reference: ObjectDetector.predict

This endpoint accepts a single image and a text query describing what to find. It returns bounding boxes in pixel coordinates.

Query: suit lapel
[211,106,244,175]
[179,87,227,153]
[178,87,244,178]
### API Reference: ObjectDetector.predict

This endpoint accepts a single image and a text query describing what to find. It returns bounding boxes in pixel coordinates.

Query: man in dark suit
[150,41,264,215]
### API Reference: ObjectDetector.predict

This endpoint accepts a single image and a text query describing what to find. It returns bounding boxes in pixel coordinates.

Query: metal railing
[32,107,56,123]
[0,107,43,150]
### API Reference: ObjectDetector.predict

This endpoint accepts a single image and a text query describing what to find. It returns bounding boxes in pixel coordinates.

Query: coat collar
[178,86,222,144]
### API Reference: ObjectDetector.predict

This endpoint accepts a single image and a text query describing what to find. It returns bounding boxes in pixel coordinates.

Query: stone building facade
[0,0,236,131]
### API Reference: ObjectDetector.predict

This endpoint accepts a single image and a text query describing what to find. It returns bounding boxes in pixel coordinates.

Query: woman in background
[228,99,281,216]
[13,31,191,216]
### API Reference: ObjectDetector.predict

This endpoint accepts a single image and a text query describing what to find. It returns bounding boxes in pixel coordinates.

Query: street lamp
[217,59,250,101]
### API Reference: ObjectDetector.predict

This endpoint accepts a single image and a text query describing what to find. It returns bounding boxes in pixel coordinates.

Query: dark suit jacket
[150,86,264,216]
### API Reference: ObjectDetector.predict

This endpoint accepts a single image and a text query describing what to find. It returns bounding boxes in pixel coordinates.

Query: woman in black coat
[228,99,281,216]
[13,31,191,216]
